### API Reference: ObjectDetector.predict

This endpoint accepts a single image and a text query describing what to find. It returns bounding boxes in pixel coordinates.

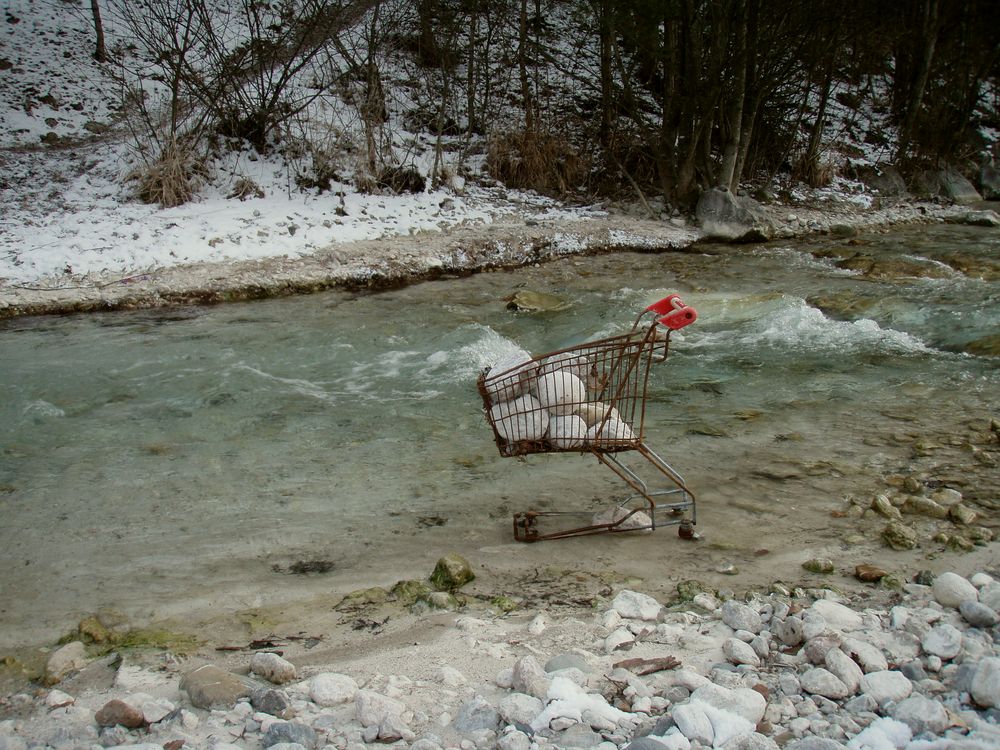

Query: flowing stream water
[1,223,998,651]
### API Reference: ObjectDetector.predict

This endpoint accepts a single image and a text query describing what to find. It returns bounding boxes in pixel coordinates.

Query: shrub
[129,139,207,208]
[486,129,589,196]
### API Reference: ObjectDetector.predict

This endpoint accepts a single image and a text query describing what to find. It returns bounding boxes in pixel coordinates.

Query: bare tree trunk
[896,0,939,161]
[518,0,534,132]
[466,2,478,135]
[597,0,613,147]
[719,1,747,190]
[90,0,107,63]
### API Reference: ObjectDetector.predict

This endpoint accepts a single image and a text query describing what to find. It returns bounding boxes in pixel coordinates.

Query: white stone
[980,583,1000,611]
[970,572,994,588]
[575,401,621,428]
[592,506,652,532]
[483,351,533,403]
[931,572,978,609]
[355,690,405,727]
[44,690,74,708]
[840,639,888,673]
[45,641,87,684]
[800,668,850,700]
[970,657,1000,708]
[810,600,863,632]
[690,684,766,725]
[859,671,912,707]
[692,593,720,611]
[250,652,296,684]
[611,590,663,621]
[309,672,358,706]
[605,627,635,653]
[141,697,175,724]
[439,666,467,687]
[512,655,551,699]
[670,669,711,692]
[585,417,636,446]
[824,648,863,694]
[673,702,714,745]
[548,415,587,449]
[536,371,586,416]
[721,601,762,634]
[775,616,803,647]
[890,695,949,735]
[921,624,962,660]
[499,693,543,726]
[723,638,760,667]
[490,395,549,442]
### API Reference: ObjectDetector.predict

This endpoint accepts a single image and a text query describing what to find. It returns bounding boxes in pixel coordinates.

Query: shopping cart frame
[477,295,698,542]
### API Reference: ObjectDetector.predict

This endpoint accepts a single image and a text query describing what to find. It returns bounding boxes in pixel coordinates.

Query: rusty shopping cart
[477,294,699,542]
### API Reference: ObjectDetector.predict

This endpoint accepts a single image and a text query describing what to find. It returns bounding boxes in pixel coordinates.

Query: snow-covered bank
[5,568,1000,750]
[0,197,985,320]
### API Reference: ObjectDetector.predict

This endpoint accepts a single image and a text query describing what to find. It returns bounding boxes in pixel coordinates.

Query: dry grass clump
[792,154,836,188]
[130,139,207,207]
[487,129,589,196]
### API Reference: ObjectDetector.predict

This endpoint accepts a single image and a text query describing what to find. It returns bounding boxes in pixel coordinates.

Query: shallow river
[1,223,998,649]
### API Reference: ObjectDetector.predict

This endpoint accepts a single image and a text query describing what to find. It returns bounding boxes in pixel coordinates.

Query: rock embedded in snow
[490,395,549,442]
[309,673,357,706]
[889,694,948,735]
[549,414,587,449]
[690,684,766,725]
[612,590,663,621]
[723,638,760,667]
[800,668,851,700]
[810,600,863,632]
[499,693,544,726]
[250,652,296,684]
[931,572,978,608]
[672,702,714,745]
[858,670,912,707]
[721,601,762,634]
[970,657,1000,708]
[535,371,586,416]
[512,655,551,700]
[921,623,962,660]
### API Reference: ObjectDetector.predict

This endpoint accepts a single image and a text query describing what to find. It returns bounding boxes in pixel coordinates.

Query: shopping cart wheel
[678,520,696,540]
[514,512,540,542]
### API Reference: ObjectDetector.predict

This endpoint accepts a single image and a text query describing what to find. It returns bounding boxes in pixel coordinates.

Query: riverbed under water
[1,223,998,650]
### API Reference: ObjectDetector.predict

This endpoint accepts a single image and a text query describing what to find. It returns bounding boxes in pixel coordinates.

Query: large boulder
[858,165,909,198]
[913,167,982,204]
[696,187,774,243]
[980,163,1000,200]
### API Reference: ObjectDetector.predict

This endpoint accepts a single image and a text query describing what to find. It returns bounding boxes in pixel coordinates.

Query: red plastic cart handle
[646,294,697,330]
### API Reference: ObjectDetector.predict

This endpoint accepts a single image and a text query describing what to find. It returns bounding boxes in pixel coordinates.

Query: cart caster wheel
[678,520,696,540]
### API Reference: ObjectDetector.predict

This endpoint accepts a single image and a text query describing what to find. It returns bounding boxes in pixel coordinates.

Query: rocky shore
[3,566,1000,750]
[1,197,996,320]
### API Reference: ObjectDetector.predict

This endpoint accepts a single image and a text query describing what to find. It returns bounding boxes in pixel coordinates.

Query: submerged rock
[504,290,567,312]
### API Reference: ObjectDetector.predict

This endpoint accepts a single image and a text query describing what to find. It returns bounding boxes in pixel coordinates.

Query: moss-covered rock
[675,580,704,602]
[391,580,431,606]
[336,587,389,610]
[881,521,917,550]
[429,554,475,591]
[490,595,519,613]
[802,558,835,574]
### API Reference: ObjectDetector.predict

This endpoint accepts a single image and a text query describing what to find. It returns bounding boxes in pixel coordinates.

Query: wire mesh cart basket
[477,294,699,542]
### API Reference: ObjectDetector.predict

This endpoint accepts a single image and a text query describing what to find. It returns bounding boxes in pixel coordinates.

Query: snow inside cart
[477,294,699,542]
